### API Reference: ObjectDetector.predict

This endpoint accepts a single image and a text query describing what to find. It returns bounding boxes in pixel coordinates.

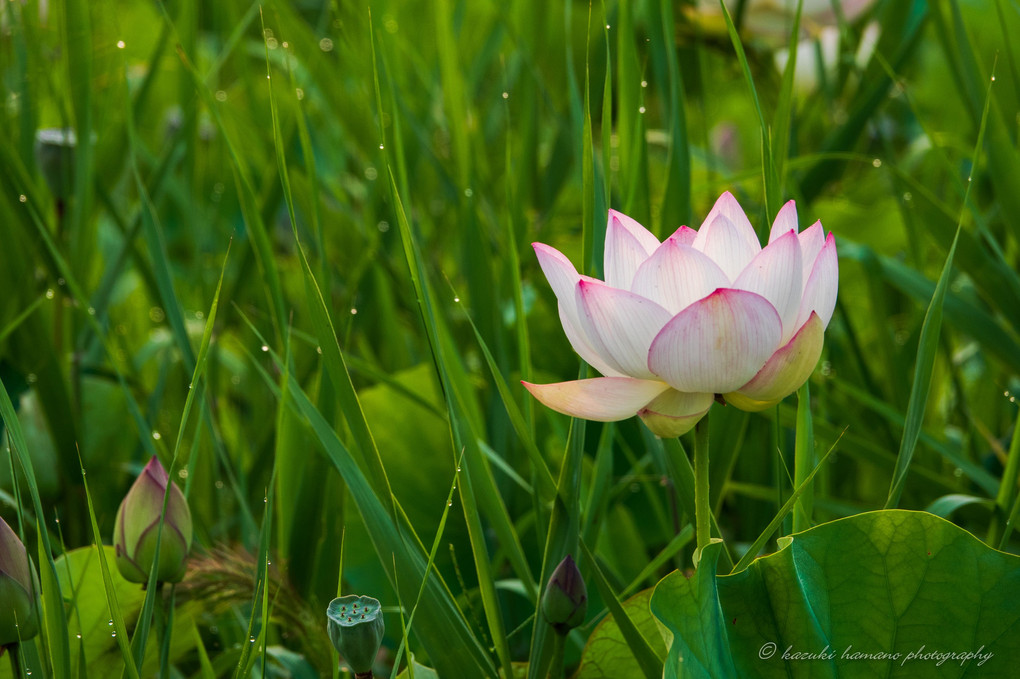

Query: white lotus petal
[522,377,670,422]
[576,281,673,379]
[534,243,623,375]
[638,390,714,438]
[692,213,761,281]
[648,288,782,393]
[795,232,838,329]
[724,313,824,411]
[631,240,730,315]
[734,229,803,344]
[605,210,660,289]
[798,221,825,281]
[557,304,624,377]
[768,200,799,243]
[665,225,698,246]
[692,192,761,275]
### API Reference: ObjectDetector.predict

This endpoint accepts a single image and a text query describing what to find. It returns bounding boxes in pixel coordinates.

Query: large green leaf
[575,588,667,679]
[651,511,1020,678]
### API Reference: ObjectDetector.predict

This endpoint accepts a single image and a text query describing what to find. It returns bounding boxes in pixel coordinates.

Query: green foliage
[0,0,1018,676]
[651,510,1020,678]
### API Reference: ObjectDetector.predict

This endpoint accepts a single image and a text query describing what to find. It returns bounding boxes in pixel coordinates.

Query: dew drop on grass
[453,296,460,303]
[152,431,161,440]
[379,144,384,149]
[45,289,54,299]
[108,620,113,626]
[261,345,269,352]
[872,158,882,168]
[117,40,125,49]
[18,194,26,203]
[639,106,646,113]
[641,80,647,87]
[502,91,509,99]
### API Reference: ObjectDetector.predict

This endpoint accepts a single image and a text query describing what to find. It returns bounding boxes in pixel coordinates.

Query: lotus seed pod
[33,128,76,201]
[542,554,588,634]
[0,516,39,647]
[326,594,384,675]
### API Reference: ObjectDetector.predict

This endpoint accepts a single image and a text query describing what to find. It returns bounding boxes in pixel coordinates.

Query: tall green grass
[0,0,1019,676]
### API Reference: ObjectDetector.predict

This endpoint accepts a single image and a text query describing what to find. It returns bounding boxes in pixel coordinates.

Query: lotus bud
[33,128,76,201]
[542,555,587,634]
[0,516,39,647]
[113,456,193,584]
[326,595,384,676]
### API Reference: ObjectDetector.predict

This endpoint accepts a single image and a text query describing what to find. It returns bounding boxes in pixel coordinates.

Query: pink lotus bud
[113,457,193,584]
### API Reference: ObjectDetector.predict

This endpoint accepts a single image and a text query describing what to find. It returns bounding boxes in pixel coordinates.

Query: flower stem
[693,414,711,562]
[792,382,814,533]
[547,632,566,679]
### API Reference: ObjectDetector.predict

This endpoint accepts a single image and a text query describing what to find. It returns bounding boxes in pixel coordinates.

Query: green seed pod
[33,128,76,201]
[326,594,385,675]
[113,457,193,584]
[0,516,39,647]
[542,555,588,634]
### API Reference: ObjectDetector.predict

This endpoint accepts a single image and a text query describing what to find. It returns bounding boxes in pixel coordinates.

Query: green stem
[547,632,566,679]
[693,414,711,562]
[792,382,814,533]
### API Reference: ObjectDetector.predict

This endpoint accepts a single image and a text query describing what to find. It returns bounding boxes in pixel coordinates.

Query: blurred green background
[1,0,1019,676]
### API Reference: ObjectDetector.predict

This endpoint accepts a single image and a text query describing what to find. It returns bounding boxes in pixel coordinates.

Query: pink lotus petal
[768,200,798,243]
[522,377,670,421]
[631,240,730,315]
[734,229,803,344]
[795,232,838,329]
[691,212,761,281]
[576,281,672,379]
[637,389,714,438]
[534,244,624,376]
[647,288,782,393]
[605,210,660,289]
[798,221,825,281]
[557,304,625,377]
[725,312,824,411]
[665,225,697,246]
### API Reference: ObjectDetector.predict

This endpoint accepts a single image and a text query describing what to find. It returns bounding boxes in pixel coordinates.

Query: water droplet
[215,480,224,489]
[350,308,358,315]
[453,297,460,303]
[639,106,646,114]
[953,468,964,478]
[364,166,378,180]
[296,88,304,100]
[1012,397,1017,403]
[116,40,125,49]
[18,194,27,203]
[45,289,54,299]
[26,373,36,384]
[111,632,116,638]
[58,278,66,286]
[377,220,390,232]
[177,468,188,479]
[316,346,323,354]
[502,91,509,99]
[319,37,334,52]
[108,620,114,626]
[447,501,453,507]
[261,345,269,352]
[215,90,227,102]
[641,80,648,88]
[991,75,996,81]
[379,144,385,150]
[967,176,973,182]
[1005,391,1011,397]
[152,431,161,440]
[76,634,82,639]
[464,188,473,197]
[903,192,912,202]
[606,23,610,29]
[872,158,882,168]
[282,41,289,48]
[250,636,256,643]
[87,306,96,315]
[264,496,268,503]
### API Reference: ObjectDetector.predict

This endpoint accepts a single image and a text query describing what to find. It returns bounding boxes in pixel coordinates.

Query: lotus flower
[523,192,837,437]
[113,456,193,584]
